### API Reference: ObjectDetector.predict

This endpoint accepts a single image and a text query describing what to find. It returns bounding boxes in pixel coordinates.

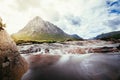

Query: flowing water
[19,40,120,80]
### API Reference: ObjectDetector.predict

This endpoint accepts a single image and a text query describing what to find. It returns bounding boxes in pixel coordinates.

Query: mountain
[12,16,82,44]
[94,31,120,40]
[71,34,83,40]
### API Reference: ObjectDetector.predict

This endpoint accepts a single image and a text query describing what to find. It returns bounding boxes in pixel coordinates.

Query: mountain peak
[31,16,44,23]
[12,16,82,43]
[33,16,43,20]
[19,16,67,35]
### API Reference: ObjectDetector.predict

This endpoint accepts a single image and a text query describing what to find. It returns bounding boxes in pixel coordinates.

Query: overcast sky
[0,0,120,39]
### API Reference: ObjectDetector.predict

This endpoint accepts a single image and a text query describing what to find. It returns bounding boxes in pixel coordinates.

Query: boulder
[0,29,28,80]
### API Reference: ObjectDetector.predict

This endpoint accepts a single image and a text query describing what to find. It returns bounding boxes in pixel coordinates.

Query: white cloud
[0,0,120,39]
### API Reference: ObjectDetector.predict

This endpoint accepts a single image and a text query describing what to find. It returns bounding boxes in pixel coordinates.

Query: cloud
[65,14,81,26]
[0,0,120,39]
[13,0,40,11]
[105,17,120,30]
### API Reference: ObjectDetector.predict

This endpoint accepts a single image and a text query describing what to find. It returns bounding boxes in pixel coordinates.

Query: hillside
[12,16,82,44]
[94,31,120,40]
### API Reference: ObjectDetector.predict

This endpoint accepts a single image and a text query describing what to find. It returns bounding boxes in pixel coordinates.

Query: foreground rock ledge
[0,30,28,80]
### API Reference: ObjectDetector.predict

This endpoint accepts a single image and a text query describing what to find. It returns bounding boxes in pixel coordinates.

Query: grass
[100,34,120,40]
[11,33,79,44]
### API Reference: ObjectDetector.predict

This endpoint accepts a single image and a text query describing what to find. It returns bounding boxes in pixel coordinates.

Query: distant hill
[94,31,120,40]
[12,16,82,44]
[71,34,83,40]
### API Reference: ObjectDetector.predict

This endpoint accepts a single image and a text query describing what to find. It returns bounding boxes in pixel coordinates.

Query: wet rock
[88,47,119,53]
[117,44,120,50]
[45,48,49,53]
[20,46,41,54]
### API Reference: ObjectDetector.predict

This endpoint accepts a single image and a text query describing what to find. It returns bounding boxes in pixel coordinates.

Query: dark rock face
[0,30,28,80]
[22,54,120,80]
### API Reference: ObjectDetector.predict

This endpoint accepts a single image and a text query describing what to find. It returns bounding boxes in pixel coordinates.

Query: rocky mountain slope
[12,16,82,43]
[94,31,120,40]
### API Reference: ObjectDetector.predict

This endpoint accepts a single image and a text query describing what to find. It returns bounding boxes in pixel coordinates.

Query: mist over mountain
[12,16,82,43]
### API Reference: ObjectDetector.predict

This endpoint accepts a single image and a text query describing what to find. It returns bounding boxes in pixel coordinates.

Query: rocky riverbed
[18,40,120,80]
[18,40,120,57]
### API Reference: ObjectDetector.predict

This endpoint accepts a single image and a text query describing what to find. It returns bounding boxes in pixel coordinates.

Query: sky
[0,0,120,39]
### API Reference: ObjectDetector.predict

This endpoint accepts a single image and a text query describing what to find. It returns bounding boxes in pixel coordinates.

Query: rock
[117,44,120,50]
[66,48,86,54]
[0,29,28,80]
[45,48,49,53]
[20,46,41,54]
[88,47,119,53]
